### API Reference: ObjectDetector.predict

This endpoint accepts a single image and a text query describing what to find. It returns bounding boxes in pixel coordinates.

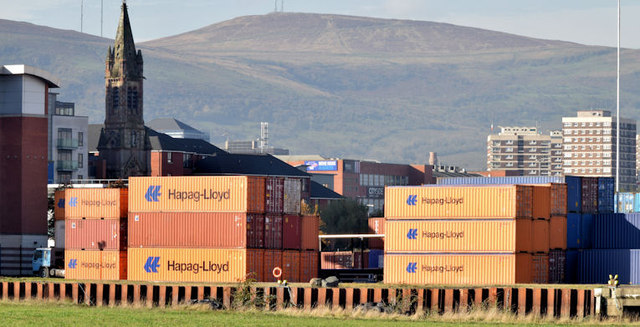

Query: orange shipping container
[531,186,550,220]
[532,254,549,283]
[263,249,283,282]
[384,253,532,285]
[54,190,65,220]
[299,251,319,282]
[127,248,263,283]
[532,219,550,253]
[128,212,264,249]
[128,176,265,213]
[65,219,127,251]
[549,216,567,249]
[368,217,385,249]
[282,250,301,282]
[64,188,128,219]
[384,185,533,219]
[65,250,127,280]
[384,219,532,253]
[300,216,320,251]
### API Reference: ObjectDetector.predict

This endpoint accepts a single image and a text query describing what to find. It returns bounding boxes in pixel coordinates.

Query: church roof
[146,118,204,134]
[309,180,342,200]
[194,153,309,178]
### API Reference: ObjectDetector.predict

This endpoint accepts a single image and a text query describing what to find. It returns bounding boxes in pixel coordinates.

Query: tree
[319,199,369,251]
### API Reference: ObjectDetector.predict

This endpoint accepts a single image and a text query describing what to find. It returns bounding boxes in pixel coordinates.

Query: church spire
[109,2,143,79]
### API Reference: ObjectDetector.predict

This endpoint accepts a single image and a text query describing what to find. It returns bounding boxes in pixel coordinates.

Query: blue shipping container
[565,250,579,283]
[592,213,640,249]
[580,213,593,249]
[368,249,384,268]
[616,192,635,213]
[579,249,640,284]
[565,176,582,213]
[436,176,565,185]
[567,213,582,249]
[597,177,614,214]
[634,193,640,213]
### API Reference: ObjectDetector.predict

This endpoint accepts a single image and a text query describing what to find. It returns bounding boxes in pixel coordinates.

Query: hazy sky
[1,0,639,48]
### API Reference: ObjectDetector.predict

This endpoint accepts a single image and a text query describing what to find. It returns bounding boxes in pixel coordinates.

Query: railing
[56,160,78,171]
[57,138,78,149]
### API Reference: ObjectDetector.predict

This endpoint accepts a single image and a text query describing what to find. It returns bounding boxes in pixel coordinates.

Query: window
[112,87,119,107]
[167,152,172,163]
[77,175,83,180]
[127,87,138,111]
[77,153,83,168]
[78,132,83,147]
[131,131,137,147]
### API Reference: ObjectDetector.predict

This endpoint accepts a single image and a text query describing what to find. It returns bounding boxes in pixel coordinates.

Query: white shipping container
[54,220,65,248]
[283,178,302,214]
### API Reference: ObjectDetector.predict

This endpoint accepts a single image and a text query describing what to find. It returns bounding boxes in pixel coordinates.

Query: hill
[2,13,640,169]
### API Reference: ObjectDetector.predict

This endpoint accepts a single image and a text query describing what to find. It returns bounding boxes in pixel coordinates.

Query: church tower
[98,1,150,178]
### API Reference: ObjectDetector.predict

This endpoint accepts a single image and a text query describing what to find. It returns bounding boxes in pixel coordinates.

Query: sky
[1,0,640,48]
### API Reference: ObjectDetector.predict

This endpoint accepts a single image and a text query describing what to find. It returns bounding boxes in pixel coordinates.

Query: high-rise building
[0,64,59,275]
[96,2,150,179]
[486,126,561,176]
[562,110,636,190]
[47,93,88,183]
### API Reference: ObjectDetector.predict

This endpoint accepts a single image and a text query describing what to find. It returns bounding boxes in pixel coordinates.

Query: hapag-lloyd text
[167,189,230,202]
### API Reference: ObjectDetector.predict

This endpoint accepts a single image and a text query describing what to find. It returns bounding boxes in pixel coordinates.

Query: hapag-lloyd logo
[406,262,464,273]
[406,195,464,206]
[144,185,231,203]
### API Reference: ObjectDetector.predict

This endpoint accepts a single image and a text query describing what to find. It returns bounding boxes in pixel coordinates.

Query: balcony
[57,138,78,149]
[57,160,79,172]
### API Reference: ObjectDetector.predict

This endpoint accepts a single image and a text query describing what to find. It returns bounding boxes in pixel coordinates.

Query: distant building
[487,126,562,176]
[47,93,88,183]
[0,64,59,275]
[224,140,289,155]
[146,118,210,141]
[562,110,636,190]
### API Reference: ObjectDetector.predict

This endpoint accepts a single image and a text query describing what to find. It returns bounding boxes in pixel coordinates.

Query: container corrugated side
[300,216,319,251]
[532,254,549,283]
[368,218,385,249]
[383,253,532,285]
[597,177,614,213]
[283,178,302,214]
[65,219,127,250]
[282,250,301,282]
[616,192,635,213]
[532,219,549,253]
[263,249,283,282]
[436,176,565,185]
[128,176,265,213]
[549,183,568,216]
[385,185,533,219]
[54,190,65,220]
[531,186,550,220]
[549,249,566,283]
[320,251,354,269]
[282,215,301,250]
[54,220,65,248]
[565,249,579,283]
[265,214,283,249]
[127,248,261,283]
[384,219,532,253]
[566,176,582,213]
[368,249,384,268]
[580,214,593,249]
[578,249,640,284]
[64,188,128,219]
[581,177,598,214]
[592,213,640,249]
[549,216,567,249]
[567,213,581,249]
[299,250,319,282]
[127,212,264,249]
[65,250,126,280]
[265,177,284,213]
[353,250,369,269]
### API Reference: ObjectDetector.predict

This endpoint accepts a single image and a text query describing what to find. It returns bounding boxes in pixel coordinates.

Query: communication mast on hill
[273,0,284,12]
[259,122,269,153]
[80,0,83,33]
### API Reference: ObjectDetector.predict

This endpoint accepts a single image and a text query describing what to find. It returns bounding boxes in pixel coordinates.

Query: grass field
[0,301,632,327]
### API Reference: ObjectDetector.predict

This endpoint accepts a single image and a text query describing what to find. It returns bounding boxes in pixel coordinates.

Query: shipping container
[567,213,592,249]
[565,249,579,283]
[283,178,302,214]
[64,188,128,219]
[592,213,640,249]
[263,249,283,282]
[282,215,301,250]
[549,216,567,249]
[532,254,549,283]
[436,176,565,186]
[532,219,549,253]
[65,219,127,251]
[531,186,551,220]
[54,220,65,248]
[127,212,264,249]
[320,251,354,270]
[282,250,301,282]
[579,249,640,284]
[368,217,385,249]
[616,192,634,213]
[127,248,263,283]
[565,176,582,213]
[65,250,126,280]
[549,249,566,283]
[299,250,319,282]
[580,213,593,249]
[549,183,568,216]
[384,219,532,253]
[384,253,532,285]
[385,185,533,219]
[300,215,320,251]
[368,249,384,268]
[597,177,614,213]
[128,176,265,213]
[581,177,598,214]
[54,190,65,220]
[264,214,283,249]
[265,177,284,213]
[353,250,369,269]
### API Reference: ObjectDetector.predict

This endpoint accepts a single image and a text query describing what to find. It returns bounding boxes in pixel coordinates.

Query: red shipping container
[263,249,283,282]
[283,215,301,250]
[532,219,549,253]
[581,177,598,214]
[127,212,264,249]
[299,250,318,282]
[353,250,369,269]
[549,249,566,283]
[65,219,127,251]
[300,216,319,250]
[264,213,283,249]
[282,250,301,282]
[265,177,284,213]
[368,217,385,249]
[320,251,353,270]
[532,254,549,283]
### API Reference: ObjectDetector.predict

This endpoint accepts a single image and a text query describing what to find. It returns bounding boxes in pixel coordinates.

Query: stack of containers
[368,217,385,269]
[63,188,128,280]
[53,190,66,248]
[384,185,536,285]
